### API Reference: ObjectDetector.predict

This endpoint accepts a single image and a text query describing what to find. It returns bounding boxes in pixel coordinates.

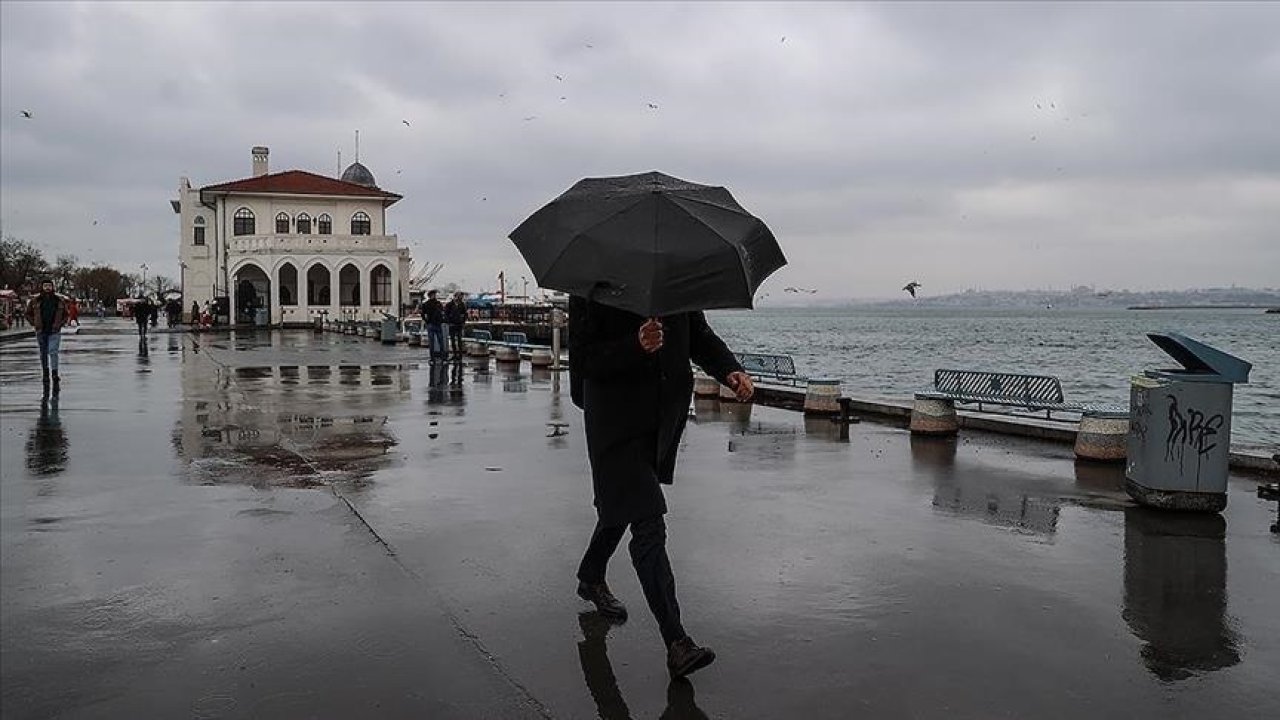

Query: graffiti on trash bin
[1164,394,1224,479]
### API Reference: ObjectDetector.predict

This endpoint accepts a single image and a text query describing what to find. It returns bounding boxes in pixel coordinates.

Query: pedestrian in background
[420,289,446,361]
[134,296,153,342]
[445,291,467,359]
[24,277,70,393]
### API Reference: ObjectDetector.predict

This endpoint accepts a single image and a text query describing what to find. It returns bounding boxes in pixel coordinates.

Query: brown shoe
[667,636,716,678]
[577,581,628,622]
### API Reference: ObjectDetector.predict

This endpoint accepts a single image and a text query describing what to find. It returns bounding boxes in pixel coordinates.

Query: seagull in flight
[402,119,411,127]
[903,281,922,298]
[19,110,33,118]
[555,74,563,81]
[647,102,659,110]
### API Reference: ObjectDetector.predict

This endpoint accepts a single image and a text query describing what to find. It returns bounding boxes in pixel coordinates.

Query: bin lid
[1147,332,1251,383]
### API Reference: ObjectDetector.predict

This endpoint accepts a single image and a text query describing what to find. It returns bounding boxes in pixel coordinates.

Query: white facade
[175,147,412,325]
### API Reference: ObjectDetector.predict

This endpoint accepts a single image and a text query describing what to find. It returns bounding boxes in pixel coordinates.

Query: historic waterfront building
[173,146,411,325]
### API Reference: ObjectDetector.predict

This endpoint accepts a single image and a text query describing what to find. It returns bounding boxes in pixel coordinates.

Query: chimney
[252,146,269,177]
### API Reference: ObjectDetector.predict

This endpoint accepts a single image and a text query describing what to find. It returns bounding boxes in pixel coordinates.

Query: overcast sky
[2,1,1277,300]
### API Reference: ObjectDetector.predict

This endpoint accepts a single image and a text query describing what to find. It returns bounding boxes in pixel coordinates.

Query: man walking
[25,278,70,393]
[420,289,446,361]
[569,295,754,678]
[133,296,153,342]
[444,291,467,359]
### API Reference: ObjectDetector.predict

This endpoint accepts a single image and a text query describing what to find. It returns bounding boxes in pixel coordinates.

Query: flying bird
[903,282,922,298]
[647,102,659,109]
[555,74,563,81]
[20,110,33,118]
[402,119,411,127]
[1035,103,1041,110]
[523,116,537,121]
[584,42,594,49]
[781,36,786,43]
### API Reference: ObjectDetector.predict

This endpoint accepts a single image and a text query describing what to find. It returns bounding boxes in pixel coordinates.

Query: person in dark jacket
[420,290,446,360]
[444,292,467,359]
[133,296,153,341]
[569,294,754,678]
[24,278,70,392]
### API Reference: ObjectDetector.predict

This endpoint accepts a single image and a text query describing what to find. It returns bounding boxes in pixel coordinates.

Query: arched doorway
[339,263,361,307]
[306,263,331,305]
[370,264,392,307]
[233,263,270,325]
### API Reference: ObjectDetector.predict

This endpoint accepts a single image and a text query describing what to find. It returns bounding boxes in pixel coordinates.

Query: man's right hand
[638,318,664,353]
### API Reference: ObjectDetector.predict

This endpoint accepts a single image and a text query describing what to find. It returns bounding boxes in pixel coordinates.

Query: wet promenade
[2,330,1277,719]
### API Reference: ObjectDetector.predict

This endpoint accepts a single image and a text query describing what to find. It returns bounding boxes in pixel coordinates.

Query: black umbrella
[509,171,786,317]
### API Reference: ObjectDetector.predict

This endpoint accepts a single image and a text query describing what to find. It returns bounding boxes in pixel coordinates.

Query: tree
[72,265,132,306]
[151,275,176,297]
[0,235,50,291]
[54,254,78,292]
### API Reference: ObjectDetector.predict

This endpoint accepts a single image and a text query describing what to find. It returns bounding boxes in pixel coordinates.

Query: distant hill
[829,287,1280,310]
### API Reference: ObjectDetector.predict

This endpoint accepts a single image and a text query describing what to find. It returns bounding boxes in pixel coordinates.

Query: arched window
[296,212,312,234]
[370,264,392,306]
[350,211,371,236]
[275,212,290,234]
[233,207,255,236]
[278,263,298,306]
[317,214,332,235]
[193,216,206,246]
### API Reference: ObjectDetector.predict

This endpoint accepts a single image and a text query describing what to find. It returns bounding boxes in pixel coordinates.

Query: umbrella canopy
[509,171,786,317]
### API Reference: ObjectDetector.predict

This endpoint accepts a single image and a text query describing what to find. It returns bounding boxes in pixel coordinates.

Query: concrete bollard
[467,340,489,358]
[494,345,520,364]
[530,347,553,368]
[1074,409,1130,462]
[694,373,721,398]
[910,395,959,435]
[803,378,842,415]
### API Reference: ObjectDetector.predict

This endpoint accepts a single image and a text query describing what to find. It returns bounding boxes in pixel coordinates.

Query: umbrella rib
[667,191,753,218]
[662,195,754,268]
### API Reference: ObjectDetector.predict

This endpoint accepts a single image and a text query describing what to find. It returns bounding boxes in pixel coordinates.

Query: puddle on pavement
[175,363,404,488]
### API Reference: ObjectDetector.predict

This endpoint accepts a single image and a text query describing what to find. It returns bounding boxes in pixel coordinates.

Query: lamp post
[140,263,148,295]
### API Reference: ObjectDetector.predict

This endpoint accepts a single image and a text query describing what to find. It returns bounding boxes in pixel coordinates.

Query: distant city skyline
[2,2,1277,299]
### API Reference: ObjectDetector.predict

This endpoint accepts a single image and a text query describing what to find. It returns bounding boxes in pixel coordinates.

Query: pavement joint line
[186,333,558,720]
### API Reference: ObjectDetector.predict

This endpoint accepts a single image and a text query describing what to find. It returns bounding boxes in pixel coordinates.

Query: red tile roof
[201,170,401,202]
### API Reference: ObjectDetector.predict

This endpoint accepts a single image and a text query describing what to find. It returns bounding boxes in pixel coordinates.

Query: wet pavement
[2,330,1277,719]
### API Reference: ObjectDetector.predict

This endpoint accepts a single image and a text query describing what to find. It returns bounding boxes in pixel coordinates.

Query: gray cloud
[2,1,1277,298]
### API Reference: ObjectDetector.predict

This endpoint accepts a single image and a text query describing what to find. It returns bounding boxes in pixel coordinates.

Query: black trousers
[577,515,686,646]
[448,325,464,356]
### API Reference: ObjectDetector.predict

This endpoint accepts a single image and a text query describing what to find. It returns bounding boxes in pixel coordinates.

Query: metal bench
[734,352,807,387]
[917,369,1125,420]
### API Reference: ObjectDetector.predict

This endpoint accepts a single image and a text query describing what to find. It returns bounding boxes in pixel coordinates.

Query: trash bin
[380,315,399,344]
[1127,332,1252,512]
[253,308,268,327]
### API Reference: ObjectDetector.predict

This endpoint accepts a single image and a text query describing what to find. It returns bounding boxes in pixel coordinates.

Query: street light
[140,263,149,294]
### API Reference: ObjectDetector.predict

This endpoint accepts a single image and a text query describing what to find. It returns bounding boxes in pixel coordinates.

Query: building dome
[341,161,377,188]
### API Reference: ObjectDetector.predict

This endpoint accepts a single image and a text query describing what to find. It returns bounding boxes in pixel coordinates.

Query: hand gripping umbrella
[509,171,786,316]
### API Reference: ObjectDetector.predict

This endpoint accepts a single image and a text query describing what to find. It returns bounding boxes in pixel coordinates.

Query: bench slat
[735,352,797,377]
[934,369,1065,404]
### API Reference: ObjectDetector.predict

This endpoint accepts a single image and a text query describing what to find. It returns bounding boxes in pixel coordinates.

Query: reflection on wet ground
[1123,508,1241,681]
[577,612,709,720]
[2,329,1278,719]
[175,359,402,487]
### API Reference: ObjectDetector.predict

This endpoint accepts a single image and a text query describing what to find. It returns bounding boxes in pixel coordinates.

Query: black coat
[569,297,741,527]
[421,298,445,325]
[444,299,467,326]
